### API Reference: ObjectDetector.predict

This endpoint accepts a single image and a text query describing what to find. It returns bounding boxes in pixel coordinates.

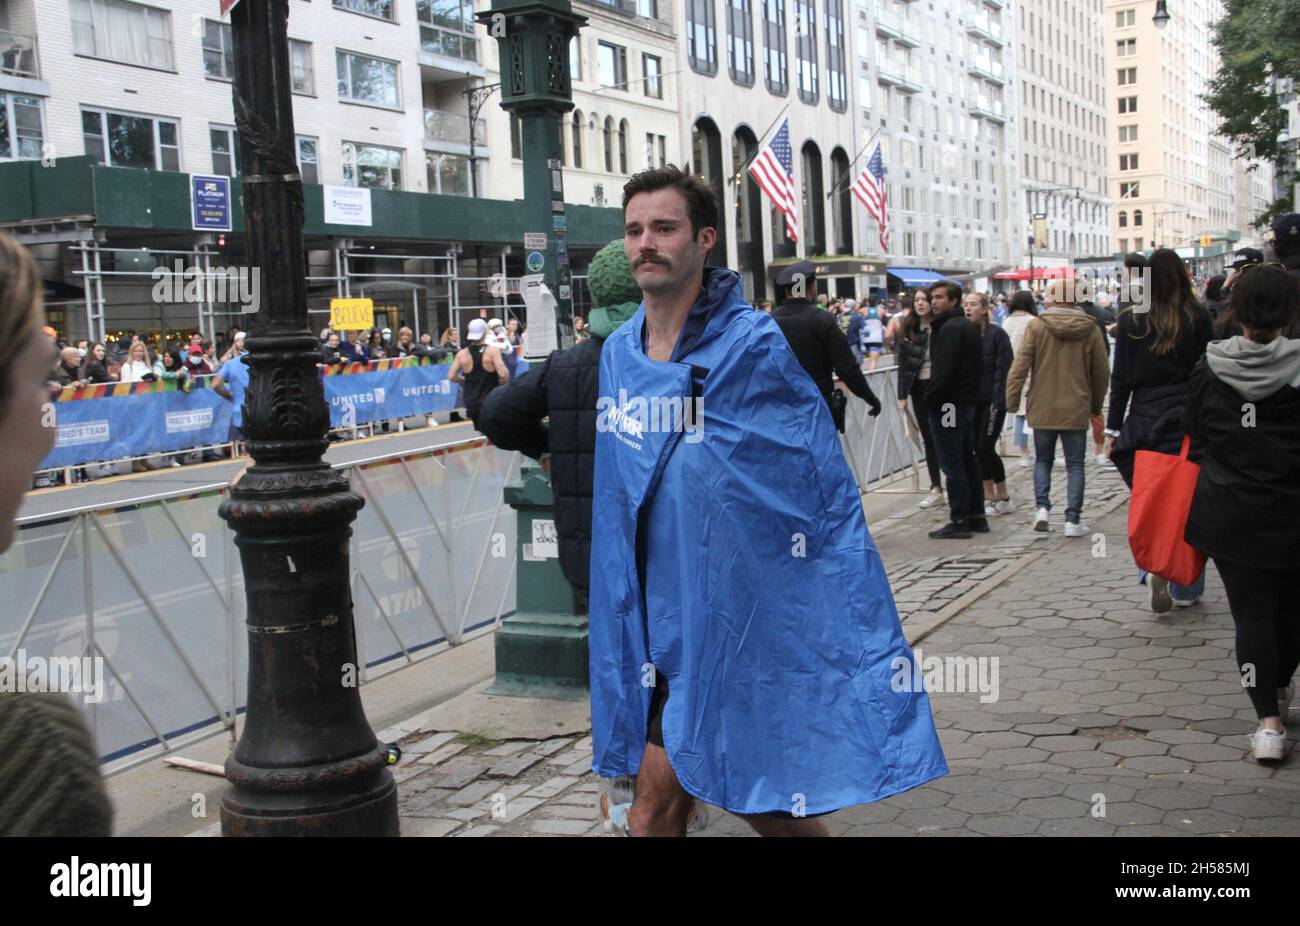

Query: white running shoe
[1063,521,1090,538]
[1250,727,1287,762]
[1171,596,1200,608]
[996,499,1017,516]
[918,487,944,509]
[1033,508,1050,532]
[1019,453,1034,468]
[1093,453,1115,468]
[597,776,636,834]
[1148,575,1173,614]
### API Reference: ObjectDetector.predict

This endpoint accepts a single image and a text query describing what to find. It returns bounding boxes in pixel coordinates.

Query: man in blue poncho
[589,166,948,836]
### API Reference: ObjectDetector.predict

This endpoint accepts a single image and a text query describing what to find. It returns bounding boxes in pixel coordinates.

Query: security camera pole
[218,0,398,836]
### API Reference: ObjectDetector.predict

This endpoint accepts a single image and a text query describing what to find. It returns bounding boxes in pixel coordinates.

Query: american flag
[853,139,890,253]
[748,117,799,242]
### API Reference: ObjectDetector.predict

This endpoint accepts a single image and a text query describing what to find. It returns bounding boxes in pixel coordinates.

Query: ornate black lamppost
[218,0,398,836]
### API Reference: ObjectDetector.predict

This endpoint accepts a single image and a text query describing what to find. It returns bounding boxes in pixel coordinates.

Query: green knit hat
[586,240,642,309]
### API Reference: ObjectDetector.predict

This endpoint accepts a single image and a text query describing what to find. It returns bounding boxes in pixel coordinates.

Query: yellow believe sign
[330,298,374,331]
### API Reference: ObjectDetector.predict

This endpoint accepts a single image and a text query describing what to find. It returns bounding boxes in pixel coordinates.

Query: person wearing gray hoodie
[1183,264,1300,763]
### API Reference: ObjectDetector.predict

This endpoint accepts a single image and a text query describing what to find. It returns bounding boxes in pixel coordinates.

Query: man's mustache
[634,255,670,268]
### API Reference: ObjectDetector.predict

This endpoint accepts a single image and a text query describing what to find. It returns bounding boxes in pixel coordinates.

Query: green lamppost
[476,0,586,350]
[478,0,590,698]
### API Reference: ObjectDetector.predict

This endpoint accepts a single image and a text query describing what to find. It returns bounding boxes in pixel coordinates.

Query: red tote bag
[1126,435,1208,587]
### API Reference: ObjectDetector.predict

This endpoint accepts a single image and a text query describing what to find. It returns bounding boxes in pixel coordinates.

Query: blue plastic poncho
[589,267,948,816]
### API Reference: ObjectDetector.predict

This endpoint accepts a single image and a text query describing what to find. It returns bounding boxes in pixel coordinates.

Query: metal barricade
[0,436,519,774]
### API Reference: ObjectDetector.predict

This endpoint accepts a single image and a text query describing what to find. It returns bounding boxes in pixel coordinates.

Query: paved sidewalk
[383,454,1300,836]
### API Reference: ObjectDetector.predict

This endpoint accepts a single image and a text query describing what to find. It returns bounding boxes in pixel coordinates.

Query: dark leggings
[974,402,1007,483]
[909,379,943,491]
[1215,558,1300,719]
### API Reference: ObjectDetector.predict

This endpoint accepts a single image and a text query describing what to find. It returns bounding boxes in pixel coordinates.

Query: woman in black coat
[1103,249,1212,611]
[1183,264,1300,762]
[895,288,944,508]
[963,292,1013,515]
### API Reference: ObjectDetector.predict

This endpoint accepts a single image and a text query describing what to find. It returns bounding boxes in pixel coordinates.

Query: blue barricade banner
[43,387,233,469]
[324,362,458,426]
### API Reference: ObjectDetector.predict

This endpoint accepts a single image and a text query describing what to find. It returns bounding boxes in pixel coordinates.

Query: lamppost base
[221,746,400,837]
[488,609,589,701]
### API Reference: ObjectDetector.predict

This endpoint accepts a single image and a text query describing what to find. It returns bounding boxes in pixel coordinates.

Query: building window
[825,0,846,111]
[762,0,788,94]
[642,54,663,98]
[416,0,477,62]
[426,152,471,196]
[0,94,44,160]
[687,0,719,75]
[657,134,667,168]
[618,119,629,173]
[571,110,583,167]
[71,0,174,71]
[597,42,628,89]
[570,37,582,81]
[794,0,817,104]
[1133,237,1143,250]
[1118,124,1137,142]
[638,0,658,17]
[904,231,915,256]
[510,113,522,159]
[82,107,179,171]
[202,20,234,80]
[333,0,395,21]
[1120,153,1138,171]
[1116,9,1135,27]
[297,136,319,184]
[1117,67,1136,86]
[1118,210,1128,228]
[727,0,755,86]
[290,40,316,95]
[341,142,402,190]
[603,116,614,172]
[1116,38,1136,57]
[337,50,400,108]
[1133,209,1143,226]
[1119,181,1139,199]
[1118,96,1137,114]
[210,125,238,176]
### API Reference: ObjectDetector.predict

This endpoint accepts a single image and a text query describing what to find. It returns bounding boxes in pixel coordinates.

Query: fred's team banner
[38,358,503,469]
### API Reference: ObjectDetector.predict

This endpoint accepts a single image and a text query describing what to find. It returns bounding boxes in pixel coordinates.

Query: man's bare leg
[742,813,831,837]
[626,743,693,836]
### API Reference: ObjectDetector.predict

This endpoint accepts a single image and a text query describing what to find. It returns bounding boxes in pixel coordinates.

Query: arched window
[692,117,727,265]
[1133,209,1143,227]
[618,119,629,174]
[603,116,614,172]
[830,147,852,254]
[1118,210,1128,228]
[572,110,583,168]
[800,140,825,255]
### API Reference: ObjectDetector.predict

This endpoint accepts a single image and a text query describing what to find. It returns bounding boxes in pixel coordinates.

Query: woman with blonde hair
[0,232,114,835]
[118,338,155,383]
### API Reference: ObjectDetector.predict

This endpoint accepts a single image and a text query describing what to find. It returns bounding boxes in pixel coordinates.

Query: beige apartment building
[1106,0,1222,254]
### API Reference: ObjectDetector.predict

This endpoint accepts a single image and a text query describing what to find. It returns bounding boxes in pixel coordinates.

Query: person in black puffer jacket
[895,289,944,505]
[1104,248,1213,611]
[477,239,639,596]
[1183,264,1300,762]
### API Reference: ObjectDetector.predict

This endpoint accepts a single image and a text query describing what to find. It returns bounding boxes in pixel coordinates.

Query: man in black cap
[770,260,882,429]
[1271,213,1300,277]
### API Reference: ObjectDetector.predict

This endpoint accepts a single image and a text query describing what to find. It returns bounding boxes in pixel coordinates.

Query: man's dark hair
[1123,252,1148,271]
[622,164,719,239]
[928,280,962,304]
[1229,264,1300,340]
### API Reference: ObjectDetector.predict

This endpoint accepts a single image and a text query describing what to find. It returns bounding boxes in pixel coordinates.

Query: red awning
[992,267,1077,281]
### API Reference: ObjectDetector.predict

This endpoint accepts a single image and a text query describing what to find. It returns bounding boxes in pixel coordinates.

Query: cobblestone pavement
[391,456,1300,836]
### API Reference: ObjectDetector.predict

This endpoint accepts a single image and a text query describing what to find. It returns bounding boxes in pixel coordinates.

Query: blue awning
[885,267,951,287]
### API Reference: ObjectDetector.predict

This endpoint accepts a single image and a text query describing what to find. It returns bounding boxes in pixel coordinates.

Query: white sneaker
[1063,520,1089,538]
[1250,727,1287,762]
[1148,575,1173,614]
[1053,456,1066,467]
[1019,453,1034,468]
[918,487,943,509]
[1093,453,1115,468]
[996,498,1017,516]
[1171,596,1200,608]
[1033,508,1050,532]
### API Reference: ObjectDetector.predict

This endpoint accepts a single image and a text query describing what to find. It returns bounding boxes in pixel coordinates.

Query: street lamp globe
[1153,0,1170,29]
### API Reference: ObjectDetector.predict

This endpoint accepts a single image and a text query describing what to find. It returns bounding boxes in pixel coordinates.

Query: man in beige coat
[1005,287,1110,536]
